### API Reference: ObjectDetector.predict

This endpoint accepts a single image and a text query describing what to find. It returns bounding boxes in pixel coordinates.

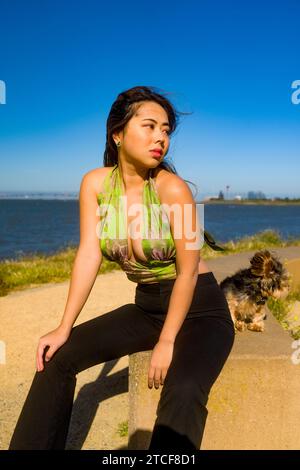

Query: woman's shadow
[65,359,152,450]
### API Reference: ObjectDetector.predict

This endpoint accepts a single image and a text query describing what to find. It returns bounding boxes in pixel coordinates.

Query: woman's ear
[112,130,123,146]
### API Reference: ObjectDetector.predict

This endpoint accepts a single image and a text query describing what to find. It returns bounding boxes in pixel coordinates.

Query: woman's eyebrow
[141,118,170,127]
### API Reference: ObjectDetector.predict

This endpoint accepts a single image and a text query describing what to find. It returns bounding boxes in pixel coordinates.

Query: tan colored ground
[1,248,300,450]
[0,269,136,450]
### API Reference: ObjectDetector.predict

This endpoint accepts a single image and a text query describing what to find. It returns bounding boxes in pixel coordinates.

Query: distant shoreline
[0,196,78,200]
[1,197,300,205]
[198,200,300,205]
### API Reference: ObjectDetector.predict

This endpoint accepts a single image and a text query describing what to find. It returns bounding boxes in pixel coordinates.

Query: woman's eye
[144,125,170,135]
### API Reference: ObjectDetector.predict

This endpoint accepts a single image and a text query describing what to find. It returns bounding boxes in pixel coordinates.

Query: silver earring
[116,141,121,148]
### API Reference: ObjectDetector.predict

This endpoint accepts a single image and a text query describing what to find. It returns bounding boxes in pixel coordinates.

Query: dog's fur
[219,250,291,332]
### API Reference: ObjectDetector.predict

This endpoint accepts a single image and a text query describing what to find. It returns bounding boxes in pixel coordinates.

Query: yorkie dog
[220,250,291,332]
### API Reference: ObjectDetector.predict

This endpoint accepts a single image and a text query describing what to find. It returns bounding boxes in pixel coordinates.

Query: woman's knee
[45,340,77,376]
[158,381,209,412]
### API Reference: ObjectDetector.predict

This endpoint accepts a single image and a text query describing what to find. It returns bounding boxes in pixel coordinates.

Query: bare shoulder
[81,166,115,197]
[154,167,193,203]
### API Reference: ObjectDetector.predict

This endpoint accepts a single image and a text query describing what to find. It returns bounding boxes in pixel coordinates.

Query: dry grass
[1,229,299,297]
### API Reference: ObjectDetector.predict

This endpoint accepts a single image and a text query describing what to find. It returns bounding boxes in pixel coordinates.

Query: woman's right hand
[36,325,71,372]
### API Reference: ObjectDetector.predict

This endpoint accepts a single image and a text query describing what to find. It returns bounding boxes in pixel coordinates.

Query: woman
[9,85,234,450]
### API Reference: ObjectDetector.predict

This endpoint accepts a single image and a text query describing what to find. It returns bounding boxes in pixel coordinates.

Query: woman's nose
[154,130,166,141]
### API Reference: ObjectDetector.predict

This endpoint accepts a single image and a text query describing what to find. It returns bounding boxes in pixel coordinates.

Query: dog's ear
[250,250,273,277]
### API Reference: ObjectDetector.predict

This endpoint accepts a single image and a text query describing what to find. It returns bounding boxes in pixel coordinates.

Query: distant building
[203,195,219,201]
[248,190,266,200]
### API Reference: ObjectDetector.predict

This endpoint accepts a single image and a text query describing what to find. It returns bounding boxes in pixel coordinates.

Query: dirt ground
[0,269,136,450]
[2,248,299,450]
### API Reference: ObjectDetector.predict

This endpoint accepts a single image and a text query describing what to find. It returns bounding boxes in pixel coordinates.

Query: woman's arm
[147,175,201,388]
[58,170,103,333]
[36,171,103,370]
[158,174,201,343]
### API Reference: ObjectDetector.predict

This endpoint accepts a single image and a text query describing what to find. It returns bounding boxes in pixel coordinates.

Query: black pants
[8,272,235,450]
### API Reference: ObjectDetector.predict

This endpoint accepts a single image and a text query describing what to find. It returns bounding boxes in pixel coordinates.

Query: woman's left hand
[148,339,174,389]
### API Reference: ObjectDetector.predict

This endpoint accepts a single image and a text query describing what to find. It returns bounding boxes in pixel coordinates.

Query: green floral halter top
[97,164,226,284]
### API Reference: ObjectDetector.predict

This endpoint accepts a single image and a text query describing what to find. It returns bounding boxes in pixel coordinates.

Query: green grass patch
[116,420,128,437]
[1,229,299,297]
[201,228,300,260]
[268,287,300,340]
[0,244,120,297]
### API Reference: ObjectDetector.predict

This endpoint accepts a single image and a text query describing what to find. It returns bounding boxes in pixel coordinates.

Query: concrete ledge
[128,312,300,449]
[128,350,161,450]
[128,253,300,450]
[201,354,300,449]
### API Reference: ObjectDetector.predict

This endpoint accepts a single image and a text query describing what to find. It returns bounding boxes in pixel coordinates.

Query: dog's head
[250,250,291,300]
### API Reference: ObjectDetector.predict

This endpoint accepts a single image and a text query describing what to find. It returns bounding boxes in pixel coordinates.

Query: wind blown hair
[102,85,227,252]
[103,85,198,198]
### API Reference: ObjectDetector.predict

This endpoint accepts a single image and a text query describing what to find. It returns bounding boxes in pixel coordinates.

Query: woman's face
[114,101,171,168]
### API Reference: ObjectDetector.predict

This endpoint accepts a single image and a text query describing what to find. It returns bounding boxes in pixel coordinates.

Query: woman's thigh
[51,303,162,374]
[163,316,235,401]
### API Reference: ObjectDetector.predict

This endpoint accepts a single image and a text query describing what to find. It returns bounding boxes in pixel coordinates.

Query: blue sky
[0,0,299,198]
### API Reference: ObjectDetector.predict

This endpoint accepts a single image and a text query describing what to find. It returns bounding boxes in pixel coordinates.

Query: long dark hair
[102,85,226,252]
[103,85,198,199]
